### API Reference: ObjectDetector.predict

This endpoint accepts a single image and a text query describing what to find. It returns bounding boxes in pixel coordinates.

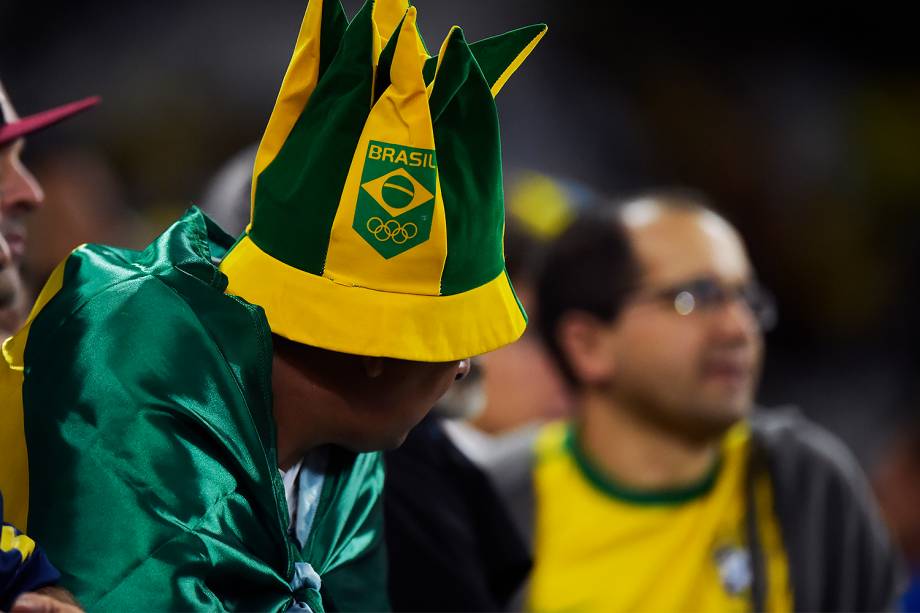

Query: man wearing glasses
[494,192,901,611]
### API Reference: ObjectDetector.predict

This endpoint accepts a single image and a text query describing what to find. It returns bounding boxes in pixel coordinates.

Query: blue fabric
[901,569,920,613]
[295,451,329,549]
[0,493,61,611]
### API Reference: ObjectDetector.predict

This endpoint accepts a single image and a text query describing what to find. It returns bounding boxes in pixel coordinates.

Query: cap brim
[0,96,100,147]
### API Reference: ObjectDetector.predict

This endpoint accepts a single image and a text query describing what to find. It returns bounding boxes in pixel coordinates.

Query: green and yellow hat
[220,0,546,362]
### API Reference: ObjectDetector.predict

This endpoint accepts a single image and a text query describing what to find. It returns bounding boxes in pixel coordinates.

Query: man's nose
[713,298,760,343]
[1,156,45,212]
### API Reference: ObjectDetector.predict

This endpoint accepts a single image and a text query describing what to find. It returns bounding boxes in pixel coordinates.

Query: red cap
[0,96,101,148]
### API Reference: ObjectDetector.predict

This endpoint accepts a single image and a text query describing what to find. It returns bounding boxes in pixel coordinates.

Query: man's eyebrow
[661,274,718,288]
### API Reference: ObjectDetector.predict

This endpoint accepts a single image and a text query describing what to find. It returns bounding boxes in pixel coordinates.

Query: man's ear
[362,356,386,378]
[556,311,617,386]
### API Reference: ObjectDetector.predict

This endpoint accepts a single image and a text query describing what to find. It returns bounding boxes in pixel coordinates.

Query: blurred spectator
[22,147,152,298]
[1,77,96,612]
[490,191,902,612]
[0,81,97,334]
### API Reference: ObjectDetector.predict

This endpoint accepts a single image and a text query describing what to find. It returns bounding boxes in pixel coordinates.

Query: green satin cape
[12,209,387,611]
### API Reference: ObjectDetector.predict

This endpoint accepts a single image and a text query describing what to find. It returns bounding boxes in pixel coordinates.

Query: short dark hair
[536,189,717,386]
[536,207,639,385]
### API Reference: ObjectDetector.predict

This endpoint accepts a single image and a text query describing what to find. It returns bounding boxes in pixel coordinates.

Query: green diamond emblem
[353,140,438,259]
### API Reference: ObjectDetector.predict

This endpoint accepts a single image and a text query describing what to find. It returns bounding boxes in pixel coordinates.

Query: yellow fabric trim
[0,257,69,529]
[0,525,36,560]
[490,25,547,97]
[323,7,447,296]
[372,0,408,53]
[755,471,793,612]
[249,0,327,229]
[220,235,526,362]
[371,1,427,101]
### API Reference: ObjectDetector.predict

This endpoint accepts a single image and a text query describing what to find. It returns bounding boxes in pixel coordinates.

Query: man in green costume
[0,0,545,610]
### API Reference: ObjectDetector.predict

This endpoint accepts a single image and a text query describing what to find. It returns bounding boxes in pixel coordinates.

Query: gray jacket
[486,410,904,612]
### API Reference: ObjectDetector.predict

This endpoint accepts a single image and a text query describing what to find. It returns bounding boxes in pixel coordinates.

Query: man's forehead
[622,200,752,284]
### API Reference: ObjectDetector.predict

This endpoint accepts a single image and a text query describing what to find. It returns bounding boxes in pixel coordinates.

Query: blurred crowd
[1,1,919,611]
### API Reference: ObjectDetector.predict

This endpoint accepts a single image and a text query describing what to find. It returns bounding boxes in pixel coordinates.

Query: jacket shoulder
[750,409,904,612]
[750,409,866,484]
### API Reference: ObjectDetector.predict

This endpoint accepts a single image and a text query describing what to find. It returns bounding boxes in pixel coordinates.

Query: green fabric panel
[19,209,389,611]
[430,31,508,296]
[372,11,405,105]
[311,448,389,612]
[319,1,349,80]
[422,23,546,92]
[251,0,375,275]
[407,1,430,57]
[422,53,437,86]
[426,28,468,125]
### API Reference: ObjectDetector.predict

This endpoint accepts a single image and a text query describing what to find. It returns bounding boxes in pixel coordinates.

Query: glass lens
[665,278,777,331]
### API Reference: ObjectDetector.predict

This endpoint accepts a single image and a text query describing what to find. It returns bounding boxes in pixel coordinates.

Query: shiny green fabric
[20,208,388,612]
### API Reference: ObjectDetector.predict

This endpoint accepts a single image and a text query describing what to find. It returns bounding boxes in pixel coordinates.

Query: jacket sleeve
[753,410,906,612]
[384,417,532,612]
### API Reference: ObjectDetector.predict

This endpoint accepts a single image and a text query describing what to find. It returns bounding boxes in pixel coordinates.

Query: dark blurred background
[2,0,918,466]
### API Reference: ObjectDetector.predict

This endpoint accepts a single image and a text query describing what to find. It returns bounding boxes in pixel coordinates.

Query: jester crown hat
[219,0,546,362]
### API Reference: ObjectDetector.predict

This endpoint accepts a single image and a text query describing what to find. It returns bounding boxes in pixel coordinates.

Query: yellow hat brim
[219,235,526,362]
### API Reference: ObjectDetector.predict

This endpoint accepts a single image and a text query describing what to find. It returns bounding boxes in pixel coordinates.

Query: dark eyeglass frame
[629,276,778,331]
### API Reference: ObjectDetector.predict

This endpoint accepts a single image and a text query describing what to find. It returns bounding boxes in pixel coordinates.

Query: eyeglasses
[630,277,777,331]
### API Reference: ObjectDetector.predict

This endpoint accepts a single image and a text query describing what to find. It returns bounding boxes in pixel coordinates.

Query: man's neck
[272,352,341,471]
[577,391,721,491]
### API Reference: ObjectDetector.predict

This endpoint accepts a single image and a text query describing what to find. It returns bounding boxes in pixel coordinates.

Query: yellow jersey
[527,421,792,613]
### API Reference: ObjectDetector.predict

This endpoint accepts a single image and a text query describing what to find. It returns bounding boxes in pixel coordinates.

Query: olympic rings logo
[366,216,418,244]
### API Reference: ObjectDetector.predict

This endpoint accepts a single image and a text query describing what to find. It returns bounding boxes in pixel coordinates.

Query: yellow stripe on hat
[323,7,446,295]
[372,0,407,55]
[490,25,547,97]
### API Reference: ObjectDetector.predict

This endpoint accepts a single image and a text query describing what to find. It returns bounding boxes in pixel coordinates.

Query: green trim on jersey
[566,425,722,505]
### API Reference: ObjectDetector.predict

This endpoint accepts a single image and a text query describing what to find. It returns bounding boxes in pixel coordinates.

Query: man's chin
[670,399,750,444]
[701,399,751,432]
